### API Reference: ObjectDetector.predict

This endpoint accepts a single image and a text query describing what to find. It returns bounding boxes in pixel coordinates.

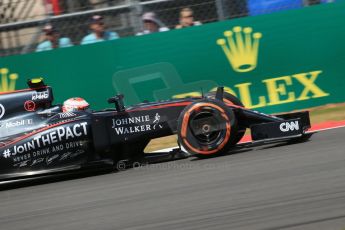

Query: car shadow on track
[189,137,312,161]
[0,168,114,191]
[189,147,254,161]
[258,139,312,151]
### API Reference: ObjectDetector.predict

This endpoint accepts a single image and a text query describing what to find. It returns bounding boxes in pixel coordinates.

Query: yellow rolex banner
[0,2,344,114]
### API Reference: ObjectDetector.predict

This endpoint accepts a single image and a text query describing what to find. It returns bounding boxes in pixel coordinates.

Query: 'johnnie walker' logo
[0,68,19,92]
[217,26,262,73]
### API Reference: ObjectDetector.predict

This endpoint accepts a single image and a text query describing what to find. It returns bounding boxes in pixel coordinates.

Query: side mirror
[108,94,125,112]
[215,86,224,102]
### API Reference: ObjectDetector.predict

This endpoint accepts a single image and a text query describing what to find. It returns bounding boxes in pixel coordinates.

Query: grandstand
[0,0,330,57]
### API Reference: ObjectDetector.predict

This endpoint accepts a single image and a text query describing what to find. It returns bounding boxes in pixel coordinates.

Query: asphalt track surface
[1,128,345,230]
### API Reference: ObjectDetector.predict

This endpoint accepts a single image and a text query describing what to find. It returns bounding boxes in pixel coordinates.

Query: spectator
[175,8,202,29]
[36,24,73,52]
[136,12,169,36]
[81,15,119,45]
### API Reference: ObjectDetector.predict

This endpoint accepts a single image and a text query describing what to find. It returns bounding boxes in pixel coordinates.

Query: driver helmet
[62,97,89,112]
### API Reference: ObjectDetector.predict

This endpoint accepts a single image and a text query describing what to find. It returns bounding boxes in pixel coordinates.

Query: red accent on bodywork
[126,101,246,113]
[127,102,193,112]
[0,87,48,96]
[1,120,73,148]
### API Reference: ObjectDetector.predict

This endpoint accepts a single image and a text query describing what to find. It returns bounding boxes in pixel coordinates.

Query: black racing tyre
[177,99,238,158]
[206,91,246,145]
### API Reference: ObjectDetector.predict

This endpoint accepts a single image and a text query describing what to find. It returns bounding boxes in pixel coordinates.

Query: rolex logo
[0,68,19,92]
[217,26,262,73]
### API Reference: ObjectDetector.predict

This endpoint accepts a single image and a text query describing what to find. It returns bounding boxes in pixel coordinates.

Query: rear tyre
[206,91,246,145]
[177,99,238,158]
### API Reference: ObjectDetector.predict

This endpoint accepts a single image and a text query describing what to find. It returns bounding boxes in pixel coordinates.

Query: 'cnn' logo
[279,121,300,132]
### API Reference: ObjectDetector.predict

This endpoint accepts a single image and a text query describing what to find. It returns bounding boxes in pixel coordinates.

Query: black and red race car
[0,79,313,182]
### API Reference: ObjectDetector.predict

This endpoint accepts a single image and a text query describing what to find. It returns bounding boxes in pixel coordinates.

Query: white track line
[308,124,345,133]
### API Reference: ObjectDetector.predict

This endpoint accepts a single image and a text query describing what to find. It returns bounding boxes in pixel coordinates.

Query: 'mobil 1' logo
[217,26,262,73]
[0,68,19,93]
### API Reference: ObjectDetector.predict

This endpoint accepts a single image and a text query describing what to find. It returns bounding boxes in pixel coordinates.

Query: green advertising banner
[0,2,344,114]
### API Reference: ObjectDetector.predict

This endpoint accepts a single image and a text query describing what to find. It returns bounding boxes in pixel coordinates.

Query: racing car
[0,79,313,182]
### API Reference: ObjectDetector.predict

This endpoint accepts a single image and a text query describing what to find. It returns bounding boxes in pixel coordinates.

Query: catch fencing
[0,0,332,57]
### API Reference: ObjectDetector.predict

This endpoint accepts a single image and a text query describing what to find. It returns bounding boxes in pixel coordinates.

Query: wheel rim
[189,110,224,146]
[180,102,232,155]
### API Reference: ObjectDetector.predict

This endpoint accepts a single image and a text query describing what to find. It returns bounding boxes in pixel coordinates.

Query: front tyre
[177,99,238,158]
[206,91,246,145]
